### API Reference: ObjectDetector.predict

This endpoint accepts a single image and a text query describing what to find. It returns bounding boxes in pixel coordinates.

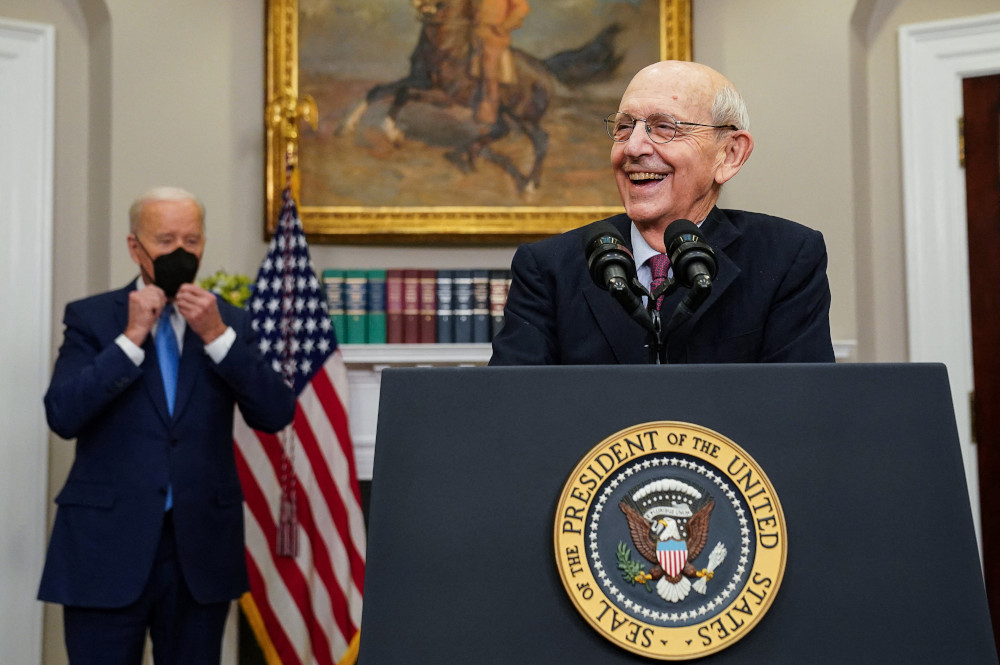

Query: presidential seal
[553,422,786,660]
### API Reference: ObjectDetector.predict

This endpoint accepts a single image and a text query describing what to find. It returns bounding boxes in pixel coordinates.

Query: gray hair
[712,85,750,132]
[128,186,205,233]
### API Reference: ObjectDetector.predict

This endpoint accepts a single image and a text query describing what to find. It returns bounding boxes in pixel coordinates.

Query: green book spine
[367,269,387,344]
[344,270,368,344]
[321,269,346,343]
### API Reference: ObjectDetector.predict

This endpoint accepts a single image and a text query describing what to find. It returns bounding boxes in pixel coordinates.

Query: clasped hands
[125,283,227,347]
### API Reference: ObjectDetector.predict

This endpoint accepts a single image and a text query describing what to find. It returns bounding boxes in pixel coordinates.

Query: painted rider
[471,0,530,125]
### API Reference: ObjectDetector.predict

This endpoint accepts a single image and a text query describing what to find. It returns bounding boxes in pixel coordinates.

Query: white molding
[0,17,54,665]
[340,340,856,368]
[340,343,493,366]
[899,10,1000,548]
[832,339,856,362]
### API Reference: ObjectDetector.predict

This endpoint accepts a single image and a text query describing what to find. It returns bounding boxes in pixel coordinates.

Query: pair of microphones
[584,218,717,306]
[583,219,717,362]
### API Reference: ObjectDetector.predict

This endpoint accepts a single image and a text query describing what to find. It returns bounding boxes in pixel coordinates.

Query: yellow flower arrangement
[199,270,254,308]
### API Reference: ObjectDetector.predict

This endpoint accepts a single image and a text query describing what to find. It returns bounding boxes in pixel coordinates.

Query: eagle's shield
[657,538,688,578]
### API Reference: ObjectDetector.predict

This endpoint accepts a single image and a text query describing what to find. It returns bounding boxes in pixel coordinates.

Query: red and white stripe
[235,353,365,665]
[658,548,687,579]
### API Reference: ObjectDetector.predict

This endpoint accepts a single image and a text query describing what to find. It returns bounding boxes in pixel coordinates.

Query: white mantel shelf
[340,343,492,367]
[340,340,857,481]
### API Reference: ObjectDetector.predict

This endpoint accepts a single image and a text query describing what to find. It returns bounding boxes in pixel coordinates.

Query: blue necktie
[156,304,179,510]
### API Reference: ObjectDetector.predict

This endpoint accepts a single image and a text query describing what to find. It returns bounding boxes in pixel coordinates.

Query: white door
[899,10,1000,549]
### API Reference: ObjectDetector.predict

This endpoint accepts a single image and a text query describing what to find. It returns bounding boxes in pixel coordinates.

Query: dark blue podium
[358,364,995,664]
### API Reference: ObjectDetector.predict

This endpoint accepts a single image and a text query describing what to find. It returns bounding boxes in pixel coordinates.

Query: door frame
[0,15,54,665]
[899,10,1000,547]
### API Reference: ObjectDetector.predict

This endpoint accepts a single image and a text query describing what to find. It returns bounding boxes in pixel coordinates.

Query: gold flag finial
[266,90,318,200]
[266,92,318,161]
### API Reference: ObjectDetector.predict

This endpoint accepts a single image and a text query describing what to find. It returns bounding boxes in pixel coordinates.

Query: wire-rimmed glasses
[605,112,738,144]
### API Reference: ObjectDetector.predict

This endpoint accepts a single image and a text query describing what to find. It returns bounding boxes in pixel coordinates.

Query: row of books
[322,269,512,344]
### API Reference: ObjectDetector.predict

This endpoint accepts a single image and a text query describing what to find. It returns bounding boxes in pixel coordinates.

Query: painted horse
[337,0,622,193]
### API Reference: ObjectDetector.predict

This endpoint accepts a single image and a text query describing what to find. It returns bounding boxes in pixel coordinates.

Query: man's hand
[175,283,228,344]
[125,284,167,346]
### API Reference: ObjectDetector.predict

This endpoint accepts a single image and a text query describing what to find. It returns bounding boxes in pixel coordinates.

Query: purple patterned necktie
[648,253,671,310]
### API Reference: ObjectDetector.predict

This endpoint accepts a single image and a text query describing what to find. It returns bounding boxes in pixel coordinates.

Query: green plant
[199,270,253,308]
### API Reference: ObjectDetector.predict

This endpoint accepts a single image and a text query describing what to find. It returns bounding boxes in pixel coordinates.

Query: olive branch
[617,541,653,591]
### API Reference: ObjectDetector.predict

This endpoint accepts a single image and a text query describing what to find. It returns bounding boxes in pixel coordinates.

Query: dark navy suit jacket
[490,208,835,365]
[39,282,296,608]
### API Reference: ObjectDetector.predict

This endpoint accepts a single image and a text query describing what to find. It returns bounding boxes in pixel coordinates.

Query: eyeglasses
[605,112,738,144]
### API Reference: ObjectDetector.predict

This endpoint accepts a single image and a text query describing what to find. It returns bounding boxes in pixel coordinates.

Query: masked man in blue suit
[39,187,296,664]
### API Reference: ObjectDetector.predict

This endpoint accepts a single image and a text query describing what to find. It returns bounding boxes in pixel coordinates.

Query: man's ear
[714,130,754,186]
[126,233,142,267]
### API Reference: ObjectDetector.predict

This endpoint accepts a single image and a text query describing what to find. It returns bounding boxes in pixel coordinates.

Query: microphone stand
[658,275,713,358]
[628,275,713,364]
[625,278,672,364]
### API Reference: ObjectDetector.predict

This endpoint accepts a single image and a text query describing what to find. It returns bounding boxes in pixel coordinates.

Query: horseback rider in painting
[339,0,621,193]
[470,0,530,126]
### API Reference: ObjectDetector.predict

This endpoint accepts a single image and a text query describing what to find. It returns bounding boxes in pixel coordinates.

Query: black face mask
[146,245,200,297]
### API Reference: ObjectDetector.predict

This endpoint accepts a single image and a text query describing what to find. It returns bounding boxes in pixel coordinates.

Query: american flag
[234,184,365,665]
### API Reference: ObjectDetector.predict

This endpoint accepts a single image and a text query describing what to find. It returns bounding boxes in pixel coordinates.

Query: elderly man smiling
[490,60,835,365]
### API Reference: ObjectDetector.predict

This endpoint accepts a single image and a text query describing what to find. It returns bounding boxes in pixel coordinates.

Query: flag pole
[275,152,300,559]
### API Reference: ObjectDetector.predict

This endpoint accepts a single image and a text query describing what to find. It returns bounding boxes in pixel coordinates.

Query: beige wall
[2,0,997,662]
[694,0,859,348]
[851,0,1000,359]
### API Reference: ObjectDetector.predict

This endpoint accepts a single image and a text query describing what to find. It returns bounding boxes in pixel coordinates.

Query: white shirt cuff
[204,326,236,364]
[115,334,145,366]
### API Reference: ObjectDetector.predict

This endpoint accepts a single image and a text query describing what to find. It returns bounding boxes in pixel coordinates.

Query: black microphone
[583,222,653,334]
[663,219,717,290]
[583,222,637,293]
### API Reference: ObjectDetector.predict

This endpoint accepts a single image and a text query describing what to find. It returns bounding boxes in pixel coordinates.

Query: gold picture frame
[265,0,691,244]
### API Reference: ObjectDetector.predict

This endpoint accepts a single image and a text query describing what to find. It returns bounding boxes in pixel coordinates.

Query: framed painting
[265,0,691,244]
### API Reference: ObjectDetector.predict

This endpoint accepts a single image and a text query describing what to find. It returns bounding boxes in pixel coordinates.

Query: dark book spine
[367,269,387,344]
[471,269,490,343]
[489,269,509,340]
[322,269,346,343]
[386,269,404,344]
[402,269,420,343]
[344,270,368,344]
[418,269,437,344]
[452,270,474,343]
[436,270,454,344]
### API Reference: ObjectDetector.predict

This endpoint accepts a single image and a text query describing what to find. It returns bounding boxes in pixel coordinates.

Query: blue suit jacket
[39,283,296,608]
[490,208,835,365]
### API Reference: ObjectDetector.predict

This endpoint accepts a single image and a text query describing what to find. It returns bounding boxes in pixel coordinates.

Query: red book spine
[419,269,437,343]
[402,269,420,343]
[386,269,405,344]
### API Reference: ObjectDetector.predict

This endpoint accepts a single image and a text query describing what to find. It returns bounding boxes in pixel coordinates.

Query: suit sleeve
[209,307,296,433]
[44,302,144,440]
[759,230,836,362]
[489,243,558,365]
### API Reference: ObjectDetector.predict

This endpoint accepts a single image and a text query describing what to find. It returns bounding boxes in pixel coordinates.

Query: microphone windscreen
[663,219,700,255]
[582,221,625,256]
